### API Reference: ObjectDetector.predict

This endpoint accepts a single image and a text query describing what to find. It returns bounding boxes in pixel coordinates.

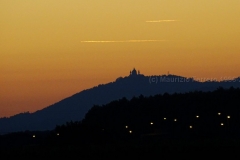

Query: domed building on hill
[129,68,141,76]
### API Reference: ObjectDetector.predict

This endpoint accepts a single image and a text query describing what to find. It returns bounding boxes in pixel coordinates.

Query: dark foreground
[2,88,240,158]
[1,135,240,158]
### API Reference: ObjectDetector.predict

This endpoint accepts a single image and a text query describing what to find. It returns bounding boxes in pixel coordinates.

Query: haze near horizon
[1,0,240,117]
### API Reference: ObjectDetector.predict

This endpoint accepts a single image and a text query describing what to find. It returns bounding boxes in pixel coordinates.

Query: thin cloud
[146,20,180,23]
[81,40,167,43]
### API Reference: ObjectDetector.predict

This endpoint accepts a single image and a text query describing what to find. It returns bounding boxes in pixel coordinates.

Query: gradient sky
[1,0,240,117]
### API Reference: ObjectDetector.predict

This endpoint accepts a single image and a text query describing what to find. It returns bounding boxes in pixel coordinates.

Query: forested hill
[56,87,240,140]
[1,87,240,158]
[1,71,240,133]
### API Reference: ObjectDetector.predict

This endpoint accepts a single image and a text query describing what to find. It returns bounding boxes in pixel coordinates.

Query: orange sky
[1,0,240,117]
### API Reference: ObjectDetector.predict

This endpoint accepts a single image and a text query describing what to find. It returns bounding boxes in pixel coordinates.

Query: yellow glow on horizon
[1,0,240,118]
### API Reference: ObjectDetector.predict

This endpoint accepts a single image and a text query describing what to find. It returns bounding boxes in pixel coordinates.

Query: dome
[130,68,138,76]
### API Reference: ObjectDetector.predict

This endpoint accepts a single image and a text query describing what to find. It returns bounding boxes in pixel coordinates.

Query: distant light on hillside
[164,118,167,120]
[32,135,36,138]
[57,133,60,136]
[196,115,199,118]
[129,130,132,134]
[221,123,224,126]
[125,126,128,129]
[218,113,221,115]
[189,126,193,129]
[174,119,177,122]
[150,122,154,125]
[227,116,230,119]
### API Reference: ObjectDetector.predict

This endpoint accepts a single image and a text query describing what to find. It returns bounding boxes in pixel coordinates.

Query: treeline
[2,87,240,157]
[55,86,240,143]
[2,86,240,146]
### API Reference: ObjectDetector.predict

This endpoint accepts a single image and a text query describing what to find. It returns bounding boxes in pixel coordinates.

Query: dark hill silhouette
[55,87,240,142]
[1,68,240,134]
[2,88,240,158]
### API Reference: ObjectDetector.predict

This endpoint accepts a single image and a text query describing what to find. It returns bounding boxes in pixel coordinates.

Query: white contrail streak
[146,20,179,23]
[81,40,167,43]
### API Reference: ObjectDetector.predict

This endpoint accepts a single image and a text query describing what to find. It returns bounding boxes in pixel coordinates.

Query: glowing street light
[221,123,224,126]
[174,119,177,122]
[57,133,60,136]
[189,126,193,129]
[32,135,36,138]
[196,115,199,118]
[164,118,167,120]
[150,122,154,125]
[218,113,221,115]
[125,126,128,129]
[227,116,230,119]
[129,130,132,134]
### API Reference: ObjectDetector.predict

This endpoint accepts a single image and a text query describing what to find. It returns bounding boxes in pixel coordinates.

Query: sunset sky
[1,0,240,117]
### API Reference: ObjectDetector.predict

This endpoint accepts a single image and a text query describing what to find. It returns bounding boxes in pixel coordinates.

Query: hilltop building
[129,68,143,77]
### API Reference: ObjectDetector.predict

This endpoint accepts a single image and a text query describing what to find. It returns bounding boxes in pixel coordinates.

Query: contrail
[81,40,167,43]
[146,20,179,23]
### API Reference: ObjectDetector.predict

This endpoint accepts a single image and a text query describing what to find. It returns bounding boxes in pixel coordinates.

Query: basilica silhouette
[129,68,141,76]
